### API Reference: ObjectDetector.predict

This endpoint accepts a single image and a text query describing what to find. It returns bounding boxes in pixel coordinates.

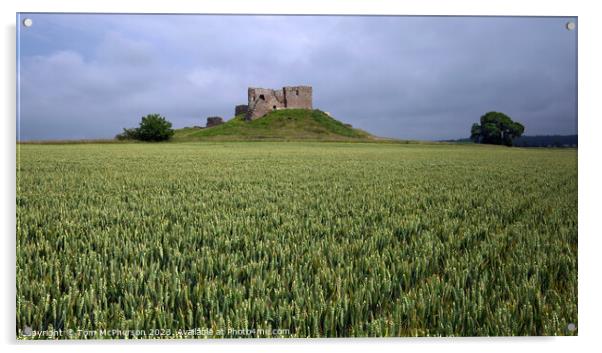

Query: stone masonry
[235,104,248,116]
[243,86,312,120]
[206,116,224,128]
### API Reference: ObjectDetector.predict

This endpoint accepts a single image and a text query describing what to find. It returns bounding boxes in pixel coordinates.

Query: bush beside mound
[116,114,175,142]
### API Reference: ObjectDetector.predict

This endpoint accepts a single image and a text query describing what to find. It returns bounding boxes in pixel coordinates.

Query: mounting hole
[23,18,33,28]
[566,21,576,31]
[567,323,577,332]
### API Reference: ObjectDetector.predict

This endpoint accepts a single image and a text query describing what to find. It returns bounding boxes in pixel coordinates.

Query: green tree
[115,127,140,141]
[470,111,525,146]
[116,114,174,142]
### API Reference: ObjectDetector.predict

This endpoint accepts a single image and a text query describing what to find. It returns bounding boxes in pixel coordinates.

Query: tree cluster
[116,114,175,142]
[470,112,525,146]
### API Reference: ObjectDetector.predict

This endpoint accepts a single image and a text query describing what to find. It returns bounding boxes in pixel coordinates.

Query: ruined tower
[244,86,312,120]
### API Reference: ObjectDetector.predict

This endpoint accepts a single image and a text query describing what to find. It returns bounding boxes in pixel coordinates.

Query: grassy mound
[173,109,374,142]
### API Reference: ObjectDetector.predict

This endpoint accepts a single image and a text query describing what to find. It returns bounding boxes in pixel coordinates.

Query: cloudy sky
[17,14,577,141]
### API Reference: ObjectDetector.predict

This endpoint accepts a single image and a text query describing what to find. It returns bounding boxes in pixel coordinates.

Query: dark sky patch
[18,14,577,140]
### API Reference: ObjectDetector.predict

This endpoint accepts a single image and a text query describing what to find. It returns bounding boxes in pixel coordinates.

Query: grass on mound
[173,109,373,142]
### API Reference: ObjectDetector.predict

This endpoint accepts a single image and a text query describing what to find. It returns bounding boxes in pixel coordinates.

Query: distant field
[16,142,577,338]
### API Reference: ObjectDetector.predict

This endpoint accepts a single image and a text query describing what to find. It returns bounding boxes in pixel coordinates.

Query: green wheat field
[16,142,577,338]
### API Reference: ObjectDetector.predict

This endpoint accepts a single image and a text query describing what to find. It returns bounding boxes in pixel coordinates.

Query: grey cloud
[18,15,577,140]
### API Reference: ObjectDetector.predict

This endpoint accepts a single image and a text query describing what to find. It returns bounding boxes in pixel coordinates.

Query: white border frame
[2,1,599,352]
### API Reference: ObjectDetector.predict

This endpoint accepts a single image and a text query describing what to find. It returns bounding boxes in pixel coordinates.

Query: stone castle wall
[283,86,312,111]
[244,86,312,120]
[235,105,248,116]
[206,116,224,127]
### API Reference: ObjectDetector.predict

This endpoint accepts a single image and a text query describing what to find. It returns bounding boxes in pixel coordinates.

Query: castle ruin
[235,86,312,120]
[206,116,224,127]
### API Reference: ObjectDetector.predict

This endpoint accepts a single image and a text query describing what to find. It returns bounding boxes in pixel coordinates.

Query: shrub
[115,128,140,141]
[116,114,175,142]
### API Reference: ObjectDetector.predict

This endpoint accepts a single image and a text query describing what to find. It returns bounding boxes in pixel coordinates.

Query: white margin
[2,1,599,352]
